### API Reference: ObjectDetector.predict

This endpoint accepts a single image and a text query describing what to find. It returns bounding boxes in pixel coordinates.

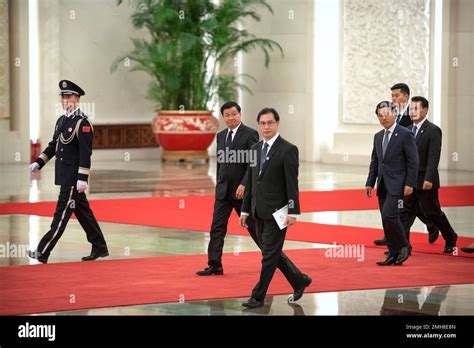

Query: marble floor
[0,159,473,315]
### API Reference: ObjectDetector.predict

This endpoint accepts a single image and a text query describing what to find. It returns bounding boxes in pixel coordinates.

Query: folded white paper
[272,204,289,230]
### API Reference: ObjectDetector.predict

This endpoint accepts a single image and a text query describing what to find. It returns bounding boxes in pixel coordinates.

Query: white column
[312,0,340,162]
[0,0,10,122]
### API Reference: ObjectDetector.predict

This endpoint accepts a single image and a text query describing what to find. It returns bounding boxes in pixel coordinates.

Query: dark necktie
[396,114,401,124]
[259,142,269,175]
[412,125,417,137]
[225,130,233,148]
[382,130,390,158]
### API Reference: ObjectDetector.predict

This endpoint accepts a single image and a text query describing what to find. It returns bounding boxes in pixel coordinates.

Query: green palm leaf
[113,0,283,111]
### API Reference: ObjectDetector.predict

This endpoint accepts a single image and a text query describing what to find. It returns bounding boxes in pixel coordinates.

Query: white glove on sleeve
[76,180,88,193]
[29,162,40,173]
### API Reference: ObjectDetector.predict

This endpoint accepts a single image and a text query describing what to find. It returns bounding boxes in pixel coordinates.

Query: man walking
[399,97,458,254]
[366,101,419,266]
[374,83,439,245]
[27,80,108,264]
[240,107,311,308]
[196,102,259,275]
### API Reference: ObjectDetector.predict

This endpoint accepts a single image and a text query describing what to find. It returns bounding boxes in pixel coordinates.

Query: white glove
[29,162,40,173]
[76,180,88,193]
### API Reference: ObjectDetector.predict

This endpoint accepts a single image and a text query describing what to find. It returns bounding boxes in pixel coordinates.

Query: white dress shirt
[397,104,409,123]
[412,117,427,138]
[384,121,397,142]
[261,132,279,153]
[242,132,299,218]
[226,122,241,142]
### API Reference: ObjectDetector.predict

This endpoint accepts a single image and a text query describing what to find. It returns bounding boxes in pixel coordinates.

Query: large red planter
[151,110,219,161]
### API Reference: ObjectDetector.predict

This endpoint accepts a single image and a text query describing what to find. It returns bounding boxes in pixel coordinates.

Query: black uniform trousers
[251,212,305,301]
[377,180,409,256]
[400,188,457,246]
[37,185,108,258]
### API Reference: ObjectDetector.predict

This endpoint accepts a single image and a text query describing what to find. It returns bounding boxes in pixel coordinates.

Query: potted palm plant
[112,0,283,161]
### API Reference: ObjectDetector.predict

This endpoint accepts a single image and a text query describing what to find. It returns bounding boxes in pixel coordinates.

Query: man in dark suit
[196,102,260,275]
[374,83,439,245]
[239,107,311,308]
[366,101,419,266]
[399,97,458,254]
[391,83,412,127]
[27,80,108,264]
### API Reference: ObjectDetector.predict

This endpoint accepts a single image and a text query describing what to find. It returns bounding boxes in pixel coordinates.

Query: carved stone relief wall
[342,0,430,124]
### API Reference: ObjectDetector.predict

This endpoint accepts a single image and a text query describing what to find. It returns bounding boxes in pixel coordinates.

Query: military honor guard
[27,80,108,264]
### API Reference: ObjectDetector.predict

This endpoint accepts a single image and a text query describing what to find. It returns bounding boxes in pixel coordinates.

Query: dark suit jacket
[215,123,259,200]
[35,110,94,186]
[408,119,441,189]
[397,106,412,128]
[242,135,300,220]
[366,124,419,196]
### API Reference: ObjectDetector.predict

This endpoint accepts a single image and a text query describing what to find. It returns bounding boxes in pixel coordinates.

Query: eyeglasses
[258,120,277,126]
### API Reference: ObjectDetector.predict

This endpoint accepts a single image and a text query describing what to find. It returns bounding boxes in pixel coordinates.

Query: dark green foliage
[112,0,283,110]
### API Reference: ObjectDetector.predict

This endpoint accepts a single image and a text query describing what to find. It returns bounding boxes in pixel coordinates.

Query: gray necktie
[412,126,417,137]
[259,142,269,175]
[382,130,390,158]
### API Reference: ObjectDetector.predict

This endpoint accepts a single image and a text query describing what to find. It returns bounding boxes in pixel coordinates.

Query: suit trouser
[251,214,304,301]
[415,203,437,237]
[377,181,409,256]
[400,188,457,246]
[379,200,434,241]
[208,192,259,267]
[208,191,299,274]
[36,185,108,258]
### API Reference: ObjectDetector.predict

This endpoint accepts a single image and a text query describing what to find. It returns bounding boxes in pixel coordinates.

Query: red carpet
[0,186,473,257]
[1,185,473,216]
[1,247,473,315]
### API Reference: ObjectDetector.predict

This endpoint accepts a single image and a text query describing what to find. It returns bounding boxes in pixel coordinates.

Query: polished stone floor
[0,159,473,315]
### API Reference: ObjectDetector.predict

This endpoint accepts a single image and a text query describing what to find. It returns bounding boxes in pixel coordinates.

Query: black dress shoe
[82,250,109,261]
[461,246,474,253]
[289,274,313,303]
[444,235,458,254]
[376,256,396,266]
[443,246,457,254]
[394,246,410,265]
[196,266,223,276]
[242,298,264,308]
[374,237,387,246]
[27,250,48,264]
[428,225,439,244]
[385,244,412,256]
